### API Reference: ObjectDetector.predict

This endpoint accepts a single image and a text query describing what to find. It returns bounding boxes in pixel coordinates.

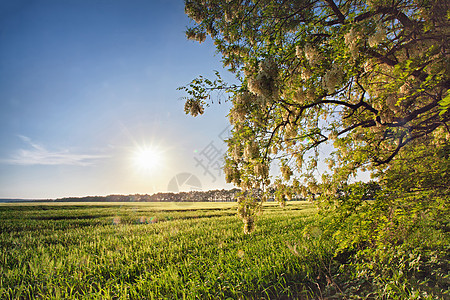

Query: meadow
[0,201,337,299]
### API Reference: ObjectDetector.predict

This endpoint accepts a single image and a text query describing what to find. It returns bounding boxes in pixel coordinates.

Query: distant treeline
[55,188,242,203]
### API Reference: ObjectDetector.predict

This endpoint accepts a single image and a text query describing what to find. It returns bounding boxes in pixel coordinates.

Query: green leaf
[439,90,450,116]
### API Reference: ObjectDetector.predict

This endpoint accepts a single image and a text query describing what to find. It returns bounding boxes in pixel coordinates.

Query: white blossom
[224,11,232,23]
[308,181,319,194]
[399,83,410,95]
[232,145,241,161]
[326,158,335,169]
[247,59,278,98]
[296,155,303,169]
[322,64,343,93]
[259,59,277,79]
[229,105,246,124]
[368,25,386,47]
[271,145,278,155]
[328,130,338,141]
[285,123,297,139]
[243,62,257,77]
[243,141,258,161]
[306,89,316,102]
[344,27,361,59]
[235,91,253,105]
[304,43,321,66]
[386,95,398,111]
[293,89,306,104]
[254,163,268,178]
[185,99,204,117]
[295,45,302,58]
[247,76,261,95]
[301,68,312,81]
[363,60,375,73]
[344,27,357,45]
[280,165,292,181]
[247,73,276,99]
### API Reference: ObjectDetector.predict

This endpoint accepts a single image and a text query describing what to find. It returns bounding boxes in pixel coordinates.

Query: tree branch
[374,132,407,165]
[323,0,346,24]
[374,119,442,165]
[390,101,438,127]
[354,6,418,31]
[338,120,376,136]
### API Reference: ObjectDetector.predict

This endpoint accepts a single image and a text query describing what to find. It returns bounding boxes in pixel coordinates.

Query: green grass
[0,201,332,299]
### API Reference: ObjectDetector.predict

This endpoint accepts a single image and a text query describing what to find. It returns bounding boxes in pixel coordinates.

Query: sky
[0,0,236,199]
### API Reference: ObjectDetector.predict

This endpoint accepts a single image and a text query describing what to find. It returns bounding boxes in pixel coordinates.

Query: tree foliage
[181,0,449,233]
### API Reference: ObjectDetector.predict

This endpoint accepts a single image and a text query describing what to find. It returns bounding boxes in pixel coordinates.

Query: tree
[180,0,450,233]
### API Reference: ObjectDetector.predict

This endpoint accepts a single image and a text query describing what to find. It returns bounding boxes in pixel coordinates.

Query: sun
[133,146,162,173]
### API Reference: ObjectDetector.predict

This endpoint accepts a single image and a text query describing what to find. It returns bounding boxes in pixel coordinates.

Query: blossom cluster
[224,10,232,23]
[186,28,206,43]
[229,105,246,124]
[293,89,306,104]
[295,153,303,169]
[231,144,242,161]
[295,45,302,58]
[368,25,386,47]
[247,59,278,99]
[224,164,240,185]
[280,164,293,181]
[184,99,204,117]
[344,27,361,59]
[322,63,343,93]
[254,162,269,178]
[293,87,316,105]
[385,95,399,112]
[243,141,259,161]
[296,43,323,66]
[303,43,322,66]
[328,130,338,141]
[301,68,312,81]
[285,123,297,139]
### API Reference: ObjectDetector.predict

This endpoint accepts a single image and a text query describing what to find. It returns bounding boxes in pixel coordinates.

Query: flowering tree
[180,0,449,233]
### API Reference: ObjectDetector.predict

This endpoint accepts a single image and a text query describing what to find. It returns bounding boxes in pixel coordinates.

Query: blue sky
[0,0,234,199]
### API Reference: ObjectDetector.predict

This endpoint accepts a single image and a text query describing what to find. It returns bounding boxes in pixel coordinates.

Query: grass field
[0,201,337,299]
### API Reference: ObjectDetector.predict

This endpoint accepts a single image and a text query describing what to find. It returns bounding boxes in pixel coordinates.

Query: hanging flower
[304,43,322,66]
[386,95,398,111]
[301,68,312,81]
[243,141,259,161]
[295,45,302,58]
[280,164,293,181]
[322,63,343,93]
[293,89,306,104]
[184,99,204,117]
[368,25,386,47]
[344,27,361,59]
[285,123,297,139]
[254,162,269,178]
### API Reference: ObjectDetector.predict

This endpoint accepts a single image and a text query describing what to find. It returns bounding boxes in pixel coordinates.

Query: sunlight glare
[133,146,163,173]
